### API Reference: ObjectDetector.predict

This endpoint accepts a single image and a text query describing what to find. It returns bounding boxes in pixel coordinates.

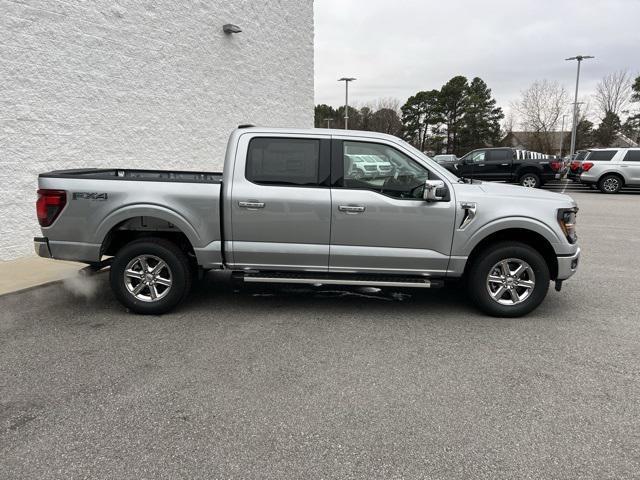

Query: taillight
[570,161,580,171]
[36,189,66,227]
[581,162,594,172]
[550,160,562,172]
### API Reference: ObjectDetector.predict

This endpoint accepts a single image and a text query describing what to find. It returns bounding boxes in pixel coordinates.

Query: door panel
[622,150,640,184]
[481,149,513,180]
[330,139,456,275]
[330,189,455,274]
[229,135,331,271]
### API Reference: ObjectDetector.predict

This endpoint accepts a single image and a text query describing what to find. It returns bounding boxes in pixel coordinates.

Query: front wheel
[519,173,540,188]
[467,242,550,317]
[109,238,192,314]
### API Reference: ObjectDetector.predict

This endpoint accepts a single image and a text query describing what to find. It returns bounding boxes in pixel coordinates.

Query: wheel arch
[597,170,626,185]
[515,165,542,180]
[97,205,200,258]
[463,228,559,280]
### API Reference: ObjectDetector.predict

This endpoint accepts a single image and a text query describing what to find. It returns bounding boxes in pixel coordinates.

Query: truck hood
[453,181,576,207]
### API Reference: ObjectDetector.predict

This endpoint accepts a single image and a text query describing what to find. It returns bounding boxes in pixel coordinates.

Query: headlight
[557,207,578,244]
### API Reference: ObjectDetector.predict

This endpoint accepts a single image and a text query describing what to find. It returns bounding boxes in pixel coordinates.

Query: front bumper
[556,247,580,280]
[34,237,52,258]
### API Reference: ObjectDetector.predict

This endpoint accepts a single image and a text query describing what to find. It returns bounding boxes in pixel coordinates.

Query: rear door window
[623,150,640,162]
[246,137,320,186]
[587,150,616,161]
[486,150,511,162]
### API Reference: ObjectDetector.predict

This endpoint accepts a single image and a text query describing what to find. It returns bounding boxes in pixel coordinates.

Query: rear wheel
[468,241,550,317]
[519,173,540,188]
[110,238,192,314]
[598,174,622,194]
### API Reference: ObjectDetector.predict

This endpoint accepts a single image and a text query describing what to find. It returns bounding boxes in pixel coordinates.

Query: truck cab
[456,148,514,182]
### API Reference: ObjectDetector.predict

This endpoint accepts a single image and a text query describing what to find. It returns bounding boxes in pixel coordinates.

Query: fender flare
[595,170,627,184]
[460,216,562,257]
[95,203,202,249]
[514,164,543,180]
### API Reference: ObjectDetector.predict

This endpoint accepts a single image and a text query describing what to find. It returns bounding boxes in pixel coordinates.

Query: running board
[241,272,443,289]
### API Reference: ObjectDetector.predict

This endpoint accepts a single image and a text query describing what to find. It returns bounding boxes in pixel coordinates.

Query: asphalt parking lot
[1,188,639,479]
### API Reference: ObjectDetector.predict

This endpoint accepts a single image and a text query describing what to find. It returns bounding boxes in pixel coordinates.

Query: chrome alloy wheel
[124,254,173,302]
[486,258,536,306]
[521,176,537,188]
[602,177,620,192]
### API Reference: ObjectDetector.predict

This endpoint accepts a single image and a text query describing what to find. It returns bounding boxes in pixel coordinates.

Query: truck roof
[231,126,403,143]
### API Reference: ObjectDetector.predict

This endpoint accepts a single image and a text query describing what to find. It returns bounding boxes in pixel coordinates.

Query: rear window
[246,138,320,186]
[587,150,616,161]
[623,150,640,162]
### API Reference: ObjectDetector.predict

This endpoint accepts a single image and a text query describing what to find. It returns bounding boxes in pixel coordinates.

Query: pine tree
[400,90,441,151]
[458,77,504,154]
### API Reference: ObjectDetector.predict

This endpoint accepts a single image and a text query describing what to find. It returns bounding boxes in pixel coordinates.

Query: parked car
[34,127,580,317]
[445,147,564,188]
[345,154,380,179]
[567,150,590,182]
[579,148,640,193]
[433,154,458,167]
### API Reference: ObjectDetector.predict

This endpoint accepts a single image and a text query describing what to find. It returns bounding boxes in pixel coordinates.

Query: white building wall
[0,0,314,260]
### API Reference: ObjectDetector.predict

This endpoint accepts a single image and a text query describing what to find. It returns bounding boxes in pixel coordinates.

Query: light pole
[559,114,566,158]
[324,117,333,129]
[566,55,594,158]
[338,77,356,129]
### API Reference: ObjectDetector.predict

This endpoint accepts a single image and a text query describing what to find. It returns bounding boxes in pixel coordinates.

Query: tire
[467,241,550,317]
[519,173,540,188]
[109,238,192,315]
[598,174,623,194]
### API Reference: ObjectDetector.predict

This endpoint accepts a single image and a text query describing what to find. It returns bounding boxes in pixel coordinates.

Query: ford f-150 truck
[35,127,580,317]
[446,147,564,188]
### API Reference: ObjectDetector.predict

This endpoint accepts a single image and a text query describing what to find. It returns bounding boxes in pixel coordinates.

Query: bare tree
[512,80,569,153]
[594,69,632,118]
[375,97,401,114]
[502,110,515,135]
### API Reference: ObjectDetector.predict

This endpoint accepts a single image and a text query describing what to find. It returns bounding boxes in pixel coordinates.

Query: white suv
[579,148,640,193]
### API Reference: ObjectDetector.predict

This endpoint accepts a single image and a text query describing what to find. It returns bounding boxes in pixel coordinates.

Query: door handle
[620,165,629,167]
[238,201,265,209]
[477,164,485,167]
[338,205,366,213]
[501,163,509,166]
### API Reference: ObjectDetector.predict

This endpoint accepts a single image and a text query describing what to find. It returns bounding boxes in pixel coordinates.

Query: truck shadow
[187,271,477,318]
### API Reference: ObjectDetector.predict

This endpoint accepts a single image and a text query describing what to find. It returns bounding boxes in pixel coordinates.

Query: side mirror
[423,179,447,202]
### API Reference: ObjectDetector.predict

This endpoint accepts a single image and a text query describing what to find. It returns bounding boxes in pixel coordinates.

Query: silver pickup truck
[35,127,580,317]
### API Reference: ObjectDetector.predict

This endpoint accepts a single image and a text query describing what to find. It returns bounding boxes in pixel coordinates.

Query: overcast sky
[314,0,640,120]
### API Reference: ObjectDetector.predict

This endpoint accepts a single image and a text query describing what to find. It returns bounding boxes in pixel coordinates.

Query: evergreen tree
[458,77,504,154]
[622,75,640,143]
[314,104,338,128]
[595,111,621,147]
[575,119,594,151]
[400,90,441,151]
[438,76,469,155]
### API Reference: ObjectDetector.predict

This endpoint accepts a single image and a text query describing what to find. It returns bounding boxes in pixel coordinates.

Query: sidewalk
[0,256,83,296]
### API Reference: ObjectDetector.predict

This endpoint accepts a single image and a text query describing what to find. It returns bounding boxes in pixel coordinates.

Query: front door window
[343,141,430,199]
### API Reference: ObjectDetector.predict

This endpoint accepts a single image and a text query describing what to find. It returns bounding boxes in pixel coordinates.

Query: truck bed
[39,168,222,184]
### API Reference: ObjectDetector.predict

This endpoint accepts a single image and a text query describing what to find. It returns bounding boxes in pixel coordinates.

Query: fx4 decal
[73,192,108,201]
